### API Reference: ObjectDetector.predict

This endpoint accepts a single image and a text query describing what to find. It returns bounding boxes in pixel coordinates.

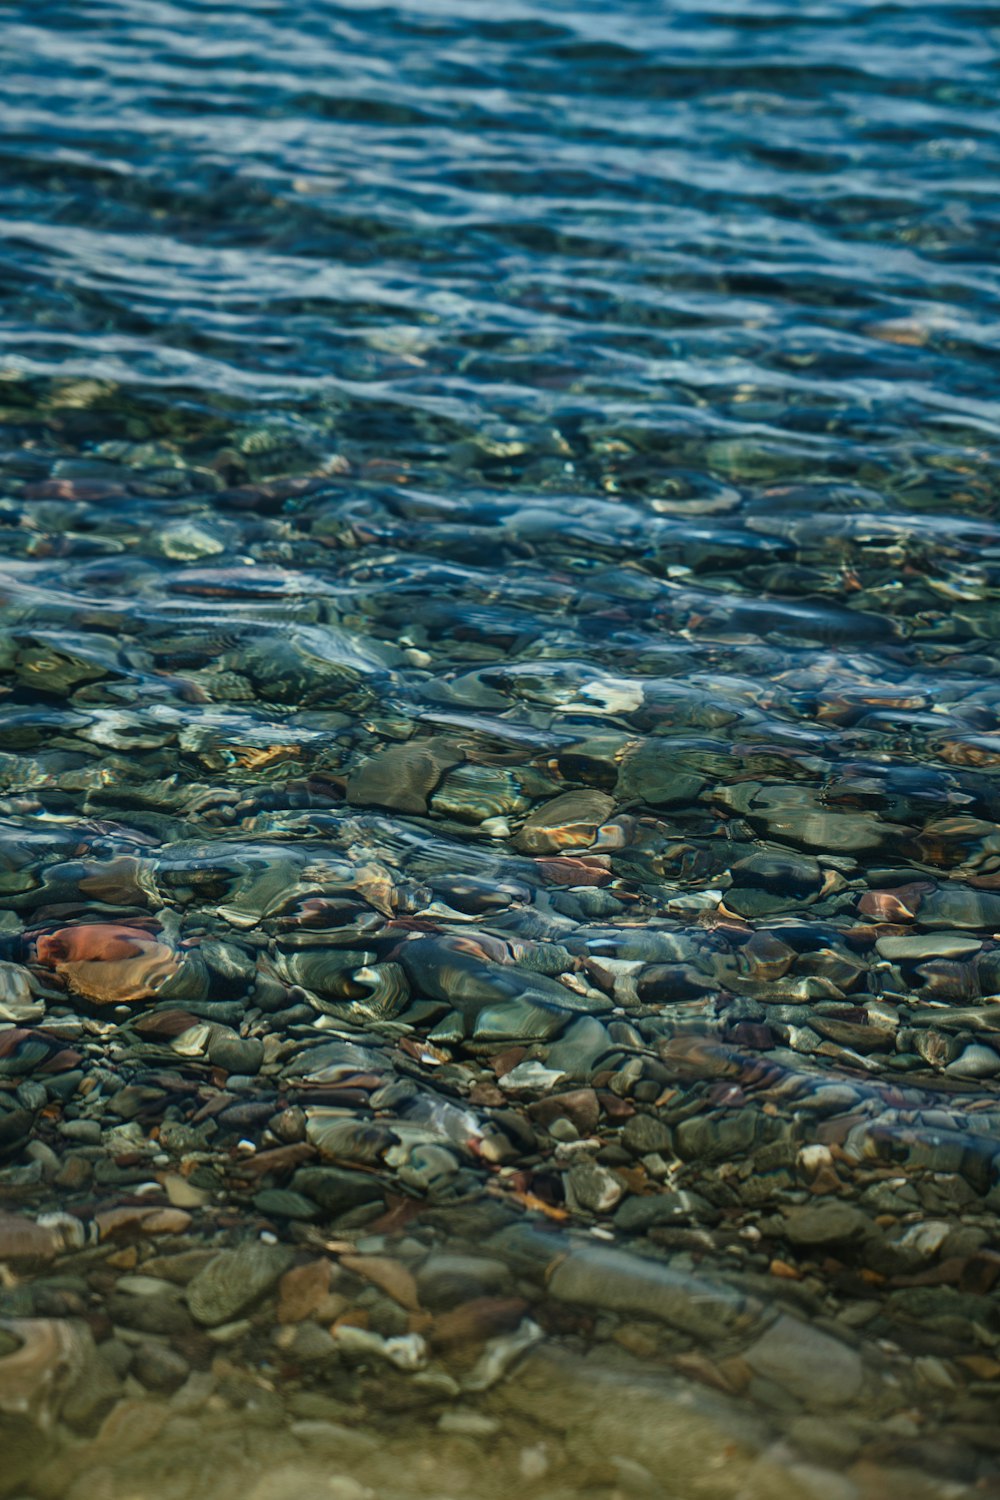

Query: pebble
[621,1113,673,1157]
[548,1243,751,1340]
[416,1254,513,1311]
[565,1161,626,1215]
[185,1241,295,1327]
[744,1315,863,1408]
[57,1119,102,1144]
[209,1034,265,1075]
[945,1044,1000,1078]
[0,1212,62,1263]
[130,1342,191,1393]
[774,1202,871,1248]
[437,1408,501,1436]
[875,933,981,961]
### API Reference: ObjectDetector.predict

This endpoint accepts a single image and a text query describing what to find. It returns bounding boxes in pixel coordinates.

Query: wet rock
[771,1202,872,1249]
[275,1319,340,1363]
[548,1244,752,1340]
[616,741,705,808]
[34,922,180,1004]
[0,1212,64,1264]
[502,1343,811,1498]
[430,1296,529,1350]
[744,1316,863,1408]
[59,1345,123,1432]
[875,933,981,962]
[130,1342,190,1394]
[253,1189,318,1220]
[0,1317,93,1425]
[621,1113,673,1158]
[613,1189,717,1233]
[278,1260,336,1324]
[186,1241,295,1327]
[945,1043,1000,1078]
[416,1254,513,1311]
[209,1033,264,1075]
[513,790,616,855]
[565,1161,626,1215]
[107,1282,193,1336]
[346,738,462,814]
[527,1088,600,1136]
[674,1110,762,1160]
[544,1015,614,1080]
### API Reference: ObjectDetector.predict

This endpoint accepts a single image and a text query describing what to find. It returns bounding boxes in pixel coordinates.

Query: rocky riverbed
[3,0,1000,1492]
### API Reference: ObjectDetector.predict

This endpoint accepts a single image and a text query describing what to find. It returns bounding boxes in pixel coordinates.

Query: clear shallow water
[1,2,1000,1497]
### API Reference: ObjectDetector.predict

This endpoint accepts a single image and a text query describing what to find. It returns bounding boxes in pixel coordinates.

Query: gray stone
[106,1288,193,1336]
[283,1321,339,1363]
[208,1034,264,1075]
[415,1253,513,1311]
[744,1315,863,1408]
[875,932,981,962]
[776,1202,871,1248]
[186,1241,295,1327]
[674,1109,761,1160]
[131,1342,191,1393]
[548,1244,752,1341]
[291,1166,385,1213]
[253,1189,319,1220]
[613,1190,716,1233]
[621,1113,673,1157]
[60,1347,122,1432]
[58,1119,102,1145]
[946,1044,1000,1079]
[565,1162,625,1215]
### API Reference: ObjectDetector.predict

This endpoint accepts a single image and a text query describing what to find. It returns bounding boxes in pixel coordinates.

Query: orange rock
[105,1246,139,1271]
[674,1350,747,1396]
[277,1259,332,1323]
[331,1308,369,1331]
[535,856,612,886]
[340,1254,419,1311]
[94,1206,191,1240]
[612,1323,659,1360]
[35,923,179,1004]
[958,1354,1000,1380]
[769,1259,801,1281]
[429,1297,528,1350]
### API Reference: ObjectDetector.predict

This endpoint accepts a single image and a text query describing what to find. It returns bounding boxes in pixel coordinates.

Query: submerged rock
[186,1242,295,1327]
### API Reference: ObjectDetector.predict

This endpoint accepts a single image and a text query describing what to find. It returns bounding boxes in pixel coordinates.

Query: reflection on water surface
[1,1,1000,1496]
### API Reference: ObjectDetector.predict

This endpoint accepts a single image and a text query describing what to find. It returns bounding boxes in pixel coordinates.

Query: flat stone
[621,1113,673,1157]
[565,1162,625,1215]
[291,1165,386,1213]
[744,1315,863,1408]
[946,1044,1000,1078]
[415,1254,513,1311]
[0,1213,60,1263]
[777,1202,871,1248]
[513,790,616,855]
[253,1189,319,1220]
[209,1034,264,1075]
[614,1190,716,1233]
[527,1088,600,1136]
[186,1241,295,1327]
[548,1244,751,1341]
[876,932,981,962]
[278,1260,334,1324]
[130,1342,190,1394]
[501,1344,813,1499]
